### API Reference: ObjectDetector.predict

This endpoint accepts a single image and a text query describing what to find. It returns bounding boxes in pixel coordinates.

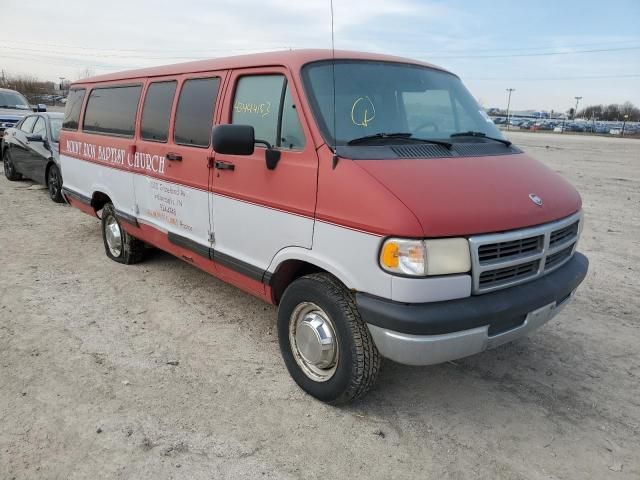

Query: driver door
[209,68,317,293]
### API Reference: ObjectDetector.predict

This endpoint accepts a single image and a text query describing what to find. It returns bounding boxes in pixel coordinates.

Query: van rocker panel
[356,252,588,336]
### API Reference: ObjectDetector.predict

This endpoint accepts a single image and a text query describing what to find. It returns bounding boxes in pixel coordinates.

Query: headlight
[380,238,471,276]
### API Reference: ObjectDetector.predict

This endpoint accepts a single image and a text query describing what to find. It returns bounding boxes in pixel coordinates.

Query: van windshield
[302,60,505,147]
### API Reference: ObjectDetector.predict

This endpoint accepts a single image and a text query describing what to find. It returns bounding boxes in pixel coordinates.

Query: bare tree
[578,102,639,121]
[76,67,96,81]
[2,73,55,103]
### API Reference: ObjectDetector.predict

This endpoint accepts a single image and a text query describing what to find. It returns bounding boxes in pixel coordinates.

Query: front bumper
[357,252,588,366]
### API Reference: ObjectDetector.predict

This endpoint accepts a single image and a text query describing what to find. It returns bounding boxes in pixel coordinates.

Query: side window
[62,88,86,130]
[279,84,306,150]
[83,85,142,137]
[232,75,285,147]
[174,77,220,147]
[32,117,47,139]
[20,116,37,133]
[141,81,177,142]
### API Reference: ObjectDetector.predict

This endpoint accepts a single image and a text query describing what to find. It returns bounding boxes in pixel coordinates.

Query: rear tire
[101,203,145,264]
[47,164,64,203]
[278,273,381,404]
[3,149,22,181]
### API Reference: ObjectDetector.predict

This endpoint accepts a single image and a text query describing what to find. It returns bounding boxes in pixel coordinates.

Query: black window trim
[140,80,178,144]
[231,72,307,151]
[173,76,221,149]
[275,78,288,148]
[82,83,143,139]
[61,88,87,131]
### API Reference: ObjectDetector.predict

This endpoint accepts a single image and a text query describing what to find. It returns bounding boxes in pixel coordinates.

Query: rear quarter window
[83,85,142,137]
[62,89,86,130]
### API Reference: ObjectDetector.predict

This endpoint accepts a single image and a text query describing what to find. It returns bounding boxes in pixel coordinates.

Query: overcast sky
[2,0,639,111]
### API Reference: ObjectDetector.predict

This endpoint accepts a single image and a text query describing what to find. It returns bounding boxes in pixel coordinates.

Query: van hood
[357,153,581,237]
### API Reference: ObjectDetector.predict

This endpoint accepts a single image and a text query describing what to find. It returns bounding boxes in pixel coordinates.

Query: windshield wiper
[347,132,412,144]
[0,105,19,109]
[347,132,452,149]
[450,131,512,147]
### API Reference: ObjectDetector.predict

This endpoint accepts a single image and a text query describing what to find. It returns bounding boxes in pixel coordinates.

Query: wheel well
[270,260,329,304]
[91,191,111,213]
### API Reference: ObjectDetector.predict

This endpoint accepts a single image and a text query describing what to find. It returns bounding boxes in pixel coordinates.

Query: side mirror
[265,147,281,170]
[211,124,255,155]
[254,139,281,170]
[37,104,47,112]
[26,134,44,143]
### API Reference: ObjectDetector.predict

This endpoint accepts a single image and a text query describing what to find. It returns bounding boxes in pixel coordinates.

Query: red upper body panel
[67,49,581,240]
[352,152,581,237]
[73,49,453,86]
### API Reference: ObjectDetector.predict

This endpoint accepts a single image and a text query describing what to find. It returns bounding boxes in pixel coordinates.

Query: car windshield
[0,91,30,110]
[302,60,505,147]
[50,118,62,142]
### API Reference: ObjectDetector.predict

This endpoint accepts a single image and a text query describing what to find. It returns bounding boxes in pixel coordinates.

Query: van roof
[72,49,453,85]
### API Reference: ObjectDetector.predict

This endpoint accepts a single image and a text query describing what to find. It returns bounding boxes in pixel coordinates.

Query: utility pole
[506,88,515,131]
[574,96,582,120]
[58,77,66,107]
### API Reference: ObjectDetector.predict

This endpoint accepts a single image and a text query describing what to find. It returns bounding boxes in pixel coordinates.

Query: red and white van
[60,50,588,404]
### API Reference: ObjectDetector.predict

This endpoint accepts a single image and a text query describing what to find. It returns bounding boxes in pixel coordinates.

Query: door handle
[214,161,235,171]
[166,153,182,161]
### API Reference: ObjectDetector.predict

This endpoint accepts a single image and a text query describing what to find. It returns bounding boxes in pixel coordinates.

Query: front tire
[47,164,64,203]
[101,203,145,264]
[3,149,22,181]
[278,273,381,404]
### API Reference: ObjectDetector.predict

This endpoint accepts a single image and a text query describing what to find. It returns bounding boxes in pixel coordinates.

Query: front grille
[544,245,573,271]
[469,211,582,294]
[549,221,579,248]
[479,260,540,287]
[478,235,543,263]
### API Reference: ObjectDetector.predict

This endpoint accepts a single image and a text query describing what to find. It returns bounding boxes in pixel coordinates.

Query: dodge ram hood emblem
[529,193,543,206]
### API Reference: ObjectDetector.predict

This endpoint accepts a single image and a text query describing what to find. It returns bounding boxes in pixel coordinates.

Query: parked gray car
[2,112,64,203]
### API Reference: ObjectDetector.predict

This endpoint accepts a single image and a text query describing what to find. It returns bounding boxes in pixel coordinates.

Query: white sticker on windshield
[479,109,494,123]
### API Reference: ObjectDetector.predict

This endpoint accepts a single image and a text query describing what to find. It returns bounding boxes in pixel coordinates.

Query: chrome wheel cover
[289,302,339,382]
[105,215,123,257]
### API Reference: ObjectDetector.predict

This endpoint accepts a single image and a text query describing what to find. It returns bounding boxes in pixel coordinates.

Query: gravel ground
[1,132,638,479]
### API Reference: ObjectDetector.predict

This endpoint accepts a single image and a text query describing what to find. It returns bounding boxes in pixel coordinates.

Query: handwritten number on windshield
[351,96,376,127]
